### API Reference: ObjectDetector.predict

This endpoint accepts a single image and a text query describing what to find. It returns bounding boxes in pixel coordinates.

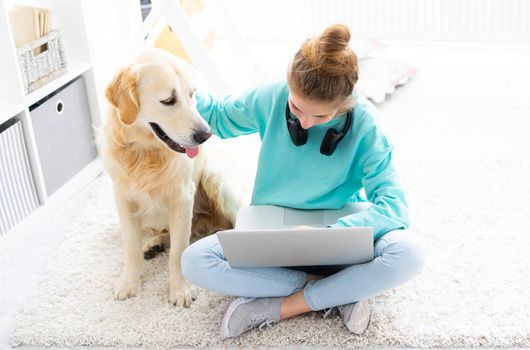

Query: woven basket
[16,30,67,94]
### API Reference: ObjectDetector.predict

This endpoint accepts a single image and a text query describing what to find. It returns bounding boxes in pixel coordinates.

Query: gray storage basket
[16,30,67,94]
[0,117,40,236]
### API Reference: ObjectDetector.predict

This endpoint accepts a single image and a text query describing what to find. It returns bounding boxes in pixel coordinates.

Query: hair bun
[301,24,356,76]
[317,24,351,58]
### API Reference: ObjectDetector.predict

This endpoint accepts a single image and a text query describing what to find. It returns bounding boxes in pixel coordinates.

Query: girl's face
[288,91,345,129]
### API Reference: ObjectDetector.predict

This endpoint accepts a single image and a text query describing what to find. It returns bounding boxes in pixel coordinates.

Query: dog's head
[105,49,211,159]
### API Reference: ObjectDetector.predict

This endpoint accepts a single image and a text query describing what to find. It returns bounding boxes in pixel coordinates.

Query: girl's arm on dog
[195,80,284,139]
[195,90,257,139]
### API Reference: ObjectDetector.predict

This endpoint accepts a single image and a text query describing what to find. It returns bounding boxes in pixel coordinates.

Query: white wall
[80,0,144,122]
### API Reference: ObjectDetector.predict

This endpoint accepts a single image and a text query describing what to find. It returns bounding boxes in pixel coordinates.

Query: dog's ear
[105,66,139,125]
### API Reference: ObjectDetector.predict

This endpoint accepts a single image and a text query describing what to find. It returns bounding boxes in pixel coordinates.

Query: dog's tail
[191,158,249,239]
[199,162,245,222]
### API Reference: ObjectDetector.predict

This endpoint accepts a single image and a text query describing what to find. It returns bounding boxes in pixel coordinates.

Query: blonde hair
[287,24,358,104]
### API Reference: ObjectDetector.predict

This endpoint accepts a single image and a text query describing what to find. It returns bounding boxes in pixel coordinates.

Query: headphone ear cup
[320,128,342,156]
[287,117,308,146]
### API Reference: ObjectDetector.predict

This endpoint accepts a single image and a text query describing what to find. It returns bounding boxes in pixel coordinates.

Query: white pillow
[351,39,416,104]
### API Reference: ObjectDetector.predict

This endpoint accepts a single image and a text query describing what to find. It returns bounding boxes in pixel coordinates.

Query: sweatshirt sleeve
[328,126,411,241]
[195,90,259,139]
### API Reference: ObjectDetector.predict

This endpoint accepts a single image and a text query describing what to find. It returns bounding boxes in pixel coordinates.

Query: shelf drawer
[0,117,40,236]
[30,76,97,196]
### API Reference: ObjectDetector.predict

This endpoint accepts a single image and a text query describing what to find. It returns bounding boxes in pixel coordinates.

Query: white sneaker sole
[220,297,256,340]
[346,299,371,335]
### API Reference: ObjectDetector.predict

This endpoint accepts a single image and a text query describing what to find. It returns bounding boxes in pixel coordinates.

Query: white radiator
[0,118,40,236]
[224,0,530,45]
[301,0,530,44]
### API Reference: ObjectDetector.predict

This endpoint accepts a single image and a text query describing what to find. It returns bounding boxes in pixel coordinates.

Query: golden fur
[99,49,241,307]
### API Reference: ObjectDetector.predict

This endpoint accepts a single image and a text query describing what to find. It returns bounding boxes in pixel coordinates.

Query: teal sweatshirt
[196,80,410,240]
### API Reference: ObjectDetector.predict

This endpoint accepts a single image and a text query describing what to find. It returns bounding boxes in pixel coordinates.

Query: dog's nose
[193,130,212,144]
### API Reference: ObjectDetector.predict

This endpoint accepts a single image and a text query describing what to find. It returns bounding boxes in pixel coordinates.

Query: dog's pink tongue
[185,147,199,159]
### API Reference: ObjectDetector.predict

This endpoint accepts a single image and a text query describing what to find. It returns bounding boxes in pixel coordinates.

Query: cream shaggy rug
[11,158,530,348]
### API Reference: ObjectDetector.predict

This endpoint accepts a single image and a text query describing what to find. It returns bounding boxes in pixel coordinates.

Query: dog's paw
[169,282,197,307]
[114,275,141,300]
[143,244,165,260]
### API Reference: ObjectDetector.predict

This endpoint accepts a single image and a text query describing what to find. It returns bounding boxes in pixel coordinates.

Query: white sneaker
[338,299,371,335]
[220,297,282,339]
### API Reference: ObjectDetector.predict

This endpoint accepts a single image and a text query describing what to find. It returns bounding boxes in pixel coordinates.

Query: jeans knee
[383,231,426,277]
[411,245,425,276]
[181,236,223,286]
[400,234,426,275]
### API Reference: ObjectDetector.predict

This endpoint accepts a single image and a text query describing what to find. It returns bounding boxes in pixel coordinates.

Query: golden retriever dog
[99,49,241,307]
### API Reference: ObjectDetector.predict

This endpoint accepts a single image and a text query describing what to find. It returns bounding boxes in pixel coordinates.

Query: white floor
[1,41,530,349]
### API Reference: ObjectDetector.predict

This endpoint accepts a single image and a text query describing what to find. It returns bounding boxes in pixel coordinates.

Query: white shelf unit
[0,0,144,238]
[0,102,25,125]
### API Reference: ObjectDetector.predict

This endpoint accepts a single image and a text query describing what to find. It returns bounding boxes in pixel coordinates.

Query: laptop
[235,202,371,229]
[216,204,374,268]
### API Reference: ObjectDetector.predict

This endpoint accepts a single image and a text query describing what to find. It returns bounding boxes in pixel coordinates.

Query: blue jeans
[181,229,425,310]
